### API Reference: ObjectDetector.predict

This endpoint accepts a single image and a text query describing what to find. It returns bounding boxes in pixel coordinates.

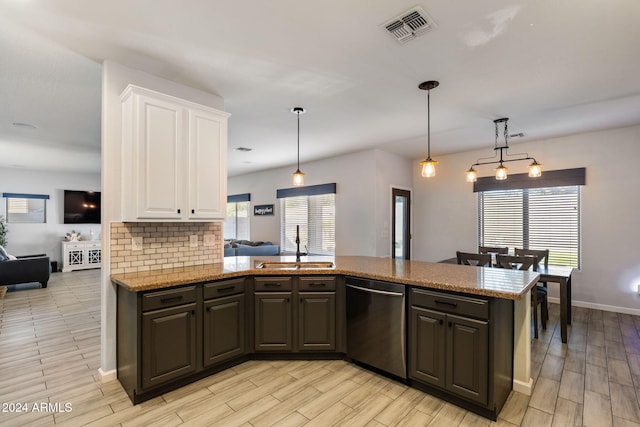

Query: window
[3,193,49,223]
[278,184,336,256]
[224,194,250,240]
[479,186,580,267]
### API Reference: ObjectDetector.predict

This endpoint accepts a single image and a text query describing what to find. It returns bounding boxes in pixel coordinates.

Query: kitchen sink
[255,261,334,270]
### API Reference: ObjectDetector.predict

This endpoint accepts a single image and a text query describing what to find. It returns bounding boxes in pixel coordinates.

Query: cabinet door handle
[160,296,183,304]
[286,297,290,302]
[435,300,457,308]
[439,319,443,325]
[177,209,181,214]
[448,321,453,327]
[217,286,235,293]
[191,209,195,214]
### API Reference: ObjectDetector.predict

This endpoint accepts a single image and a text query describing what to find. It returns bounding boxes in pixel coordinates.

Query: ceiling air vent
[383,6,435,44]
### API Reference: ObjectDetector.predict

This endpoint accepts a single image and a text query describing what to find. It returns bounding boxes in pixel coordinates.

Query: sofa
[0,254,51,288]
[224,240,279,257]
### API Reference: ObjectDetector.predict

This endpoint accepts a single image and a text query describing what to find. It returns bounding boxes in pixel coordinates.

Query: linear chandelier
[465,117,541,182]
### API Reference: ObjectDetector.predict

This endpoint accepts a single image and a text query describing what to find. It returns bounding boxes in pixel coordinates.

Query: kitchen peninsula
[112,256,538,420]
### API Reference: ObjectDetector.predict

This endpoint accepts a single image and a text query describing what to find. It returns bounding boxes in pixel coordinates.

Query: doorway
[392,188,411,259]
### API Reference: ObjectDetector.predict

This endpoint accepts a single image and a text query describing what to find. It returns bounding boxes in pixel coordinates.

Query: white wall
[100,61,224,375]
[228,148,413,257]
[0,168,100,261]
[412,124,640,314]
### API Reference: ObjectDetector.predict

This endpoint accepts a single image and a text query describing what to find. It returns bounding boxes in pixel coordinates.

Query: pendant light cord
[427,89,431,158]
[297,111,300,170]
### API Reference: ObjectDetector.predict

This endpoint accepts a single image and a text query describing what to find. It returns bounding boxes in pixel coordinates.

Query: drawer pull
[264,283,281,287]
[217,286,235,293]
[435,300,457,308]
[309,283,326,287]
[160,296,183,304]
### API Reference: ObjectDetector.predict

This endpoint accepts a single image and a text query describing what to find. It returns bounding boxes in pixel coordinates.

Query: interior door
[392,188,411,259]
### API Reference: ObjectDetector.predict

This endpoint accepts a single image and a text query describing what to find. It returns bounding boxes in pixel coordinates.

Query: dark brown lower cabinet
[253,276,338,352]
[204,294,246,366]
[409,288,512,420]
[141,302,197,389]
[410,307,488,404]
[254,292,293,351]
[298,292,336,351]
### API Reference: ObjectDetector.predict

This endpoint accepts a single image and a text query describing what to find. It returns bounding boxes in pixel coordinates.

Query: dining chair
[478,246,509,255]
[456,251,492,267]
[515,248,550,322]
[496,254,547,339]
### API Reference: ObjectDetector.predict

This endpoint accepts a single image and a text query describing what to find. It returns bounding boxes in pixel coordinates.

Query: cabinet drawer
[298,276,336,291]
[254,277,292,291]
[411,288,489,320]
[142,286,197,312]
[204,278,245,300]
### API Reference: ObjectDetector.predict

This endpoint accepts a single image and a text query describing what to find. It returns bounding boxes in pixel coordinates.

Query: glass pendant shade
[420,159,438,178]
[292,169,305,186]
[466,167,478,183]
[528,160,542,177]
[495,163,508,180]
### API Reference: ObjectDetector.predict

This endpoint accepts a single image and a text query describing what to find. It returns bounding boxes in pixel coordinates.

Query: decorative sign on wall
[254,204,274,216]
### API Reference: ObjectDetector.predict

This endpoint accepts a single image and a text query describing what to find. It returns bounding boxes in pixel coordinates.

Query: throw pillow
[0,245,9,260]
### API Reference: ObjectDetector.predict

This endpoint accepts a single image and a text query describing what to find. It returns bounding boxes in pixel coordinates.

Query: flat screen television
[63,190,101,224]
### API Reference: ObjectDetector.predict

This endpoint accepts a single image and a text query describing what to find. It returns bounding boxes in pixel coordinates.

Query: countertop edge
[111,266,538,300]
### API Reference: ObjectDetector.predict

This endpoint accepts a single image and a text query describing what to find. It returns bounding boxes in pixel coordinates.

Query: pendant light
[419,81,439,178]
[465,117,542,182]
[291,107,306,186]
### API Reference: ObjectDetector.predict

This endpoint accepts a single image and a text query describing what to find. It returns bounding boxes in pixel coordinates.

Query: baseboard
[547,297,640,316]
[98,367,117,383]
[513,377,533,396]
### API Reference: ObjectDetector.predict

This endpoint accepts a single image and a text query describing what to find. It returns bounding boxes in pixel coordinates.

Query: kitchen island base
[114,257,533,419]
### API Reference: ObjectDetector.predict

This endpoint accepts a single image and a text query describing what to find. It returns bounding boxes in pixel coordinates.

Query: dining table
[536,264,574,343]
[439,258,575,343]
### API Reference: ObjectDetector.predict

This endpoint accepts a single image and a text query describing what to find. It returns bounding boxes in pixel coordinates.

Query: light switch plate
[131,236,143,251]
[190,235,198,248]
[203,234,215,246]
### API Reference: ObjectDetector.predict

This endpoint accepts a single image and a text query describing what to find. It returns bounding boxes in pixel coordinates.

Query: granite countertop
[111,255,539,300]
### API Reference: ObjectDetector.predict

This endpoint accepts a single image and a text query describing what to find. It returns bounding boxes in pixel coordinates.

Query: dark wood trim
[392,188,411,260]
[473,167,586,192]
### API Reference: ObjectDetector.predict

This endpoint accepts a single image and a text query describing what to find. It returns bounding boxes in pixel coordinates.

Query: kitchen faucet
[295,225,307,262]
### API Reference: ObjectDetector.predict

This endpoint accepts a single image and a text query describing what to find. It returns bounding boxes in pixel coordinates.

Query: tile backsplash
[110,222,222,274]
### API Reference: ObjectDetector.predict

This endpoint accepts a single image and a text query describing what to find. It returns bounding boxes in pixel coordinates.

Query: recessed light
[235,147,253,152]
[12,122,37,130]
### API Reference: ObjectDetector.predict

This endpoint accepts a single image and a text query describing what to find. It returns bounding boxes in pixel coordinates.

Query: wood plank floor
[1,269,640,426]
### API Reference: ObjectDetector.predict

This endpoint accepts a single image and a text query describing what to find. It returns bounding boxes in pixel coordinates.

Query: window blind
[224,201,250,240]
[479,186,580,267]
[280,193,335,255]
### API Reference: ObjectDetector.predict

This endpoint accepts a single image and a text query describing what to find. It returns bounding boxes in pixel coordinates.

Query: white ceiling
[1,0,640,176]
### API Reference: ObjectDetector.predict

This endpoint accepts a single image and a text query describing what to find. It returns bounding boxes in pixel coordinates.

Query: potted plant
[0,215,7,247]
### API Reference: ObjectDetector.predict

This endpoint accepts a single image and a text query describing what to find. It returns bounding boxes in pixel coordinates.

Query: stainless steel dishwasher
[346,277,406,379]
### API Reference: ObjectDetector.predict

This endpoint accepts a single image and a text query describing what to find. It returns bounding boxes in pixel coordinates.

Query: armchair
[0,254,50,288]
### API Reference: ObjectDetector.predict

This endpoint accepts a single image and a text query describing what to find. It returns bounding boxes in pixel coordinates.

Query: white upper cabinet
[121,85,229,221]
